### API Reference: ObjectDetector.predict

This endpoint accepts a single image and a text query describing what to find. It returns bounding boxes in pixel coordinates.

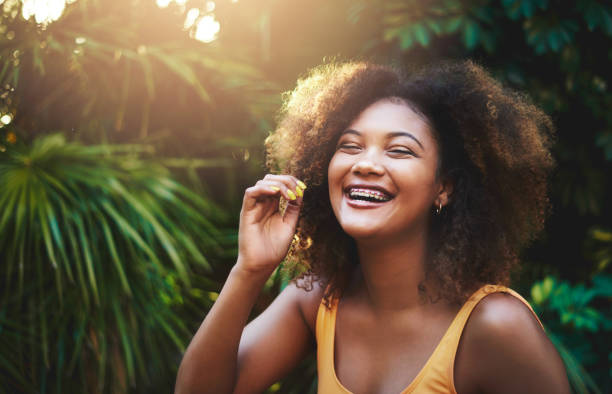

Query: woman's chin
[340,222,388,241]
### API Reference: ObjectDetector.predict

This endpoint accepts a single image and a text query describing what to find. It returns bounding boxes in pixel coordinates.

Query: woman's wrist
[231,257,276,284]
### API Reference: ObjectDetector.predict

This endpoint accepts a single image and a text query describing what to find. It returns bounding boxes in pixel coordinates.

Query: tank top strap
[448,284,544,336]
[316,296,349,393]
[408,284,545,393]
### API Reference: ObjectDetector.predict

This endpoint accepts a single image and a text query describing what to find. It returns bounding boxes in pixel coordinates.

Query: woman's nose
[352,151,384,176]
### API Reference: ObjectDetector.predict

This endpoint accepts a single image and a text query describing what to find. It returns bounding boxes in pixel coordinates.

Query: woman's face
[327,98,448,242]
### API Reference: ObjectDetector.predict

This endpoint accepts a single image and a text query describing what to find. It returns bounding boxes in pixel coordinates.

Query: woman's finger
[242,184,282,210]
[262,174,307,200]
[255,179,303,201]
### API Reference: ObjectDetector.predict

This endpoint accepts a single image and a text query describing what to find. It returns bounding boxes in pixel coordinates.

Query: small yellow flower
[6,132,16,144]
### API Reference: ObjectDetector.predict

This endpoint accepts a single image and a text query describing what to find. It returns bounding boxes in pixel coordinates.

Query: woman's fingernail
[287,190,297,200]
[297,180,307,189]
[269,186,280,192]
[295,186,303,197]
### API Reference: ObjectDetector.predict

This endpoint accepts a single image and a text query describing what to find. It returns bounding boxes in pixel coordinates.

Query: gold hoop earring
[435,202,442,215]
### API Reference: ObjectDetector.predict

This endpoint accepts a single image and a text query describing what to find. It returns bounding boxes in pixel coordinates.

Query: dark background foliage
[0,0,610,393]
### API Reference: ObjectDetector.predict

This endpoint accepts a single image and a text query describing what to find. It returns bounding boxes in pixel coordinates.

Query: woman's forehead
[346,99,433,142]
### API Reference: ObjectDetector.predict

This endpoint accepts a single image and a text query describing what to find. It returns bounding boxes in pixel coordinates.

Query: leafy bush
[530,274,612,394]
[0,134,227,392]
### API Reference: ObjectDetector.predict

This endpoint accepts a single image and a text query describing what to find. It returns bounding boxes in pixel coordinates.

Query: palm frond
[0,133,229,391]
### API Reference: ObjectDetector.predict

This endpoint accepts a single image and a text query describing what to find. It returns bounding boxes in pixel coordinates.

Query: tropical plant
[0,0,279,163]
[530,274,612,394]
[0,133,230,392]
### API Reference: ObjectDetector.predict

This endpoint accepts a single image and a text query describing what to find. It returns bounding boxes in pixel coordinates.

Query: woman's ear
[437,177,453,208]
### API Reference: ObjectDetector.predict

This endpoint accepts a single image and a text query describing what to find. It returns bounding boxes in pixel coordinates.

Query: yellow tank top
[315,284,544,394]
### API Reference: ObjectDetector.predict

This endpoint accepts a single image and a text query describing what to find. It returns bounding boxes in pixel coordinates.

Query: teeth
[348,188,391,202]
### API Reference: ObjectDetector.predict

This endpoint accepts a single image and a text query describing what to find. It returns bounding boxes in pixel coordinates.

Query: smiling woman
[328,100,443,244]
[265,62,556,306]
[175,61,570,394]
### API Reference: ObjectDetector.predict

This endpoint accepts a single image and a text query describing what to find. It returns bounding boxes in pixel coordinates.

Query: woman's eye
[338,144,360,151]
[389,149,413,155]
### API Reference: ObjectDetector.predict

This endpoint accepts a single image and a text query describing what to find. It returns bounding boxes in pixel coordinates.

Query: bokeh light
[183,7,199,30]
[193,14,220,43]
[0,114,13,125]
[17,0,222,43]
[156,0,185,7]
[21,0,78,26]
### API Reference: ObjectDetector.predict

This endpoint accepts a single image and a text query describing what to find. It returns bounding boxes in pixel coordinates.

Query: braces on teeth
[348,188,391,202]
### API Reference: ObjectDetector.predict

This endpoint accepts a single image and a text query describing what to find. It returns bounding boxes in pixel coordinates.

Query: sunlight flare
[0,114,13,125]
[21,0,77,26]
[193,14,220,43]
[183,7,199,29]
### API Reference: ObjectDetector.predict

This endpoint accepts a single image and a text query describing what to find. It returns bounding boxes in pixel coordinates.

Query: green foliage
[0,0,278,157]
[530,275,612,393]
[0,133,228,392]
[589,228,612,272]
[379,1,499,52]
[595,132,612,161]
[377,0,612,55]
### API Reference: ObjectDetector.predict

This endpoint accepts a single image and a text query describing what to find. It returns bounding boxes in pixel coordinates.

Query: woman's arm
[233,277,323,393]
[175,175,312,394]
[454,293,571,394]
[175,263,273,394]
[175,265,321,394]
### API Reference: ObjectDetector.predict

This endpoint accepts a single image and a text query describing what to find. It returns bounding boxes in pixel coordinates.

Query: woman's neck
[352,230,430,313]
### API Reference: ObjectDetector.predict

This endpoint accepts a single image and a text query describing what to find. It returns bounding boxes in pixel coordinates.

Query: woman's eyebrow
[340,129,424,150]
[340,129,361,137]
[387,131,424,150]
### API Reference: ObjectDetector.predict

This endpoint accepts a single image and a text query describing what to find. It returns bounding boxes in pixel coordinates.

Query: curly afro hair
[265,60,555,306]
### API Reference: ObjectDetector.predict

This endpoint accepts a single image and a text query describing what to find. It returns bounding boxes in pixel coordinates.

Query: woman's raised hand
[236,174,306,275]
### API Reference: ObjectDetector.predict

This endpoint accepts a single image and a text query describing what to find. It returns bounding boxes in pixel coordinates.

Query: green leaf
[149,50,211,102]
[399,27,414,50]
[73,213,100,305]
[383,26,402,42]
[99,215,132,296]
[532,282,544,305]
[592,275,612,297]
[413,24,431,46]
[444,16,463,33]
[542,276,554,298]
[426,19,443,35]
[463,20,480,50]
[520,0,535,18]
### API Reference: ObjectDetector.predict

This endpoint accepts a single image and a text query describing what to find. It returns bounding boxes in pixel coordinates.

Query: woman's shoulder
[284,275,326,336]
[468,290,543,333]
[454,290,570,393]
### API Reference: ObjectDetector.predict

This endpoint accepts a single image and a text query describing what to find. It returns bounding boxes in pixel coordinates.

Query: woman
[175,61,570,393]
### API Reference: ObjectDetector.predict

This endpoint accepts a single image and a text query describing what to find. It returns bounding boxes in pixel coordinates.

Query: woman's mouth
[344,187,393,208]
[348,187,392,202]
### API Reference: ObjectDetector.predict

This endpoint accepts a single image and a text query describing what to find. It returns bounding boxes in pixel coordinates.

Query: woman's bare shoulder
[468,292,543,333]
[288,275,326,335]
[454,292,570,394]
